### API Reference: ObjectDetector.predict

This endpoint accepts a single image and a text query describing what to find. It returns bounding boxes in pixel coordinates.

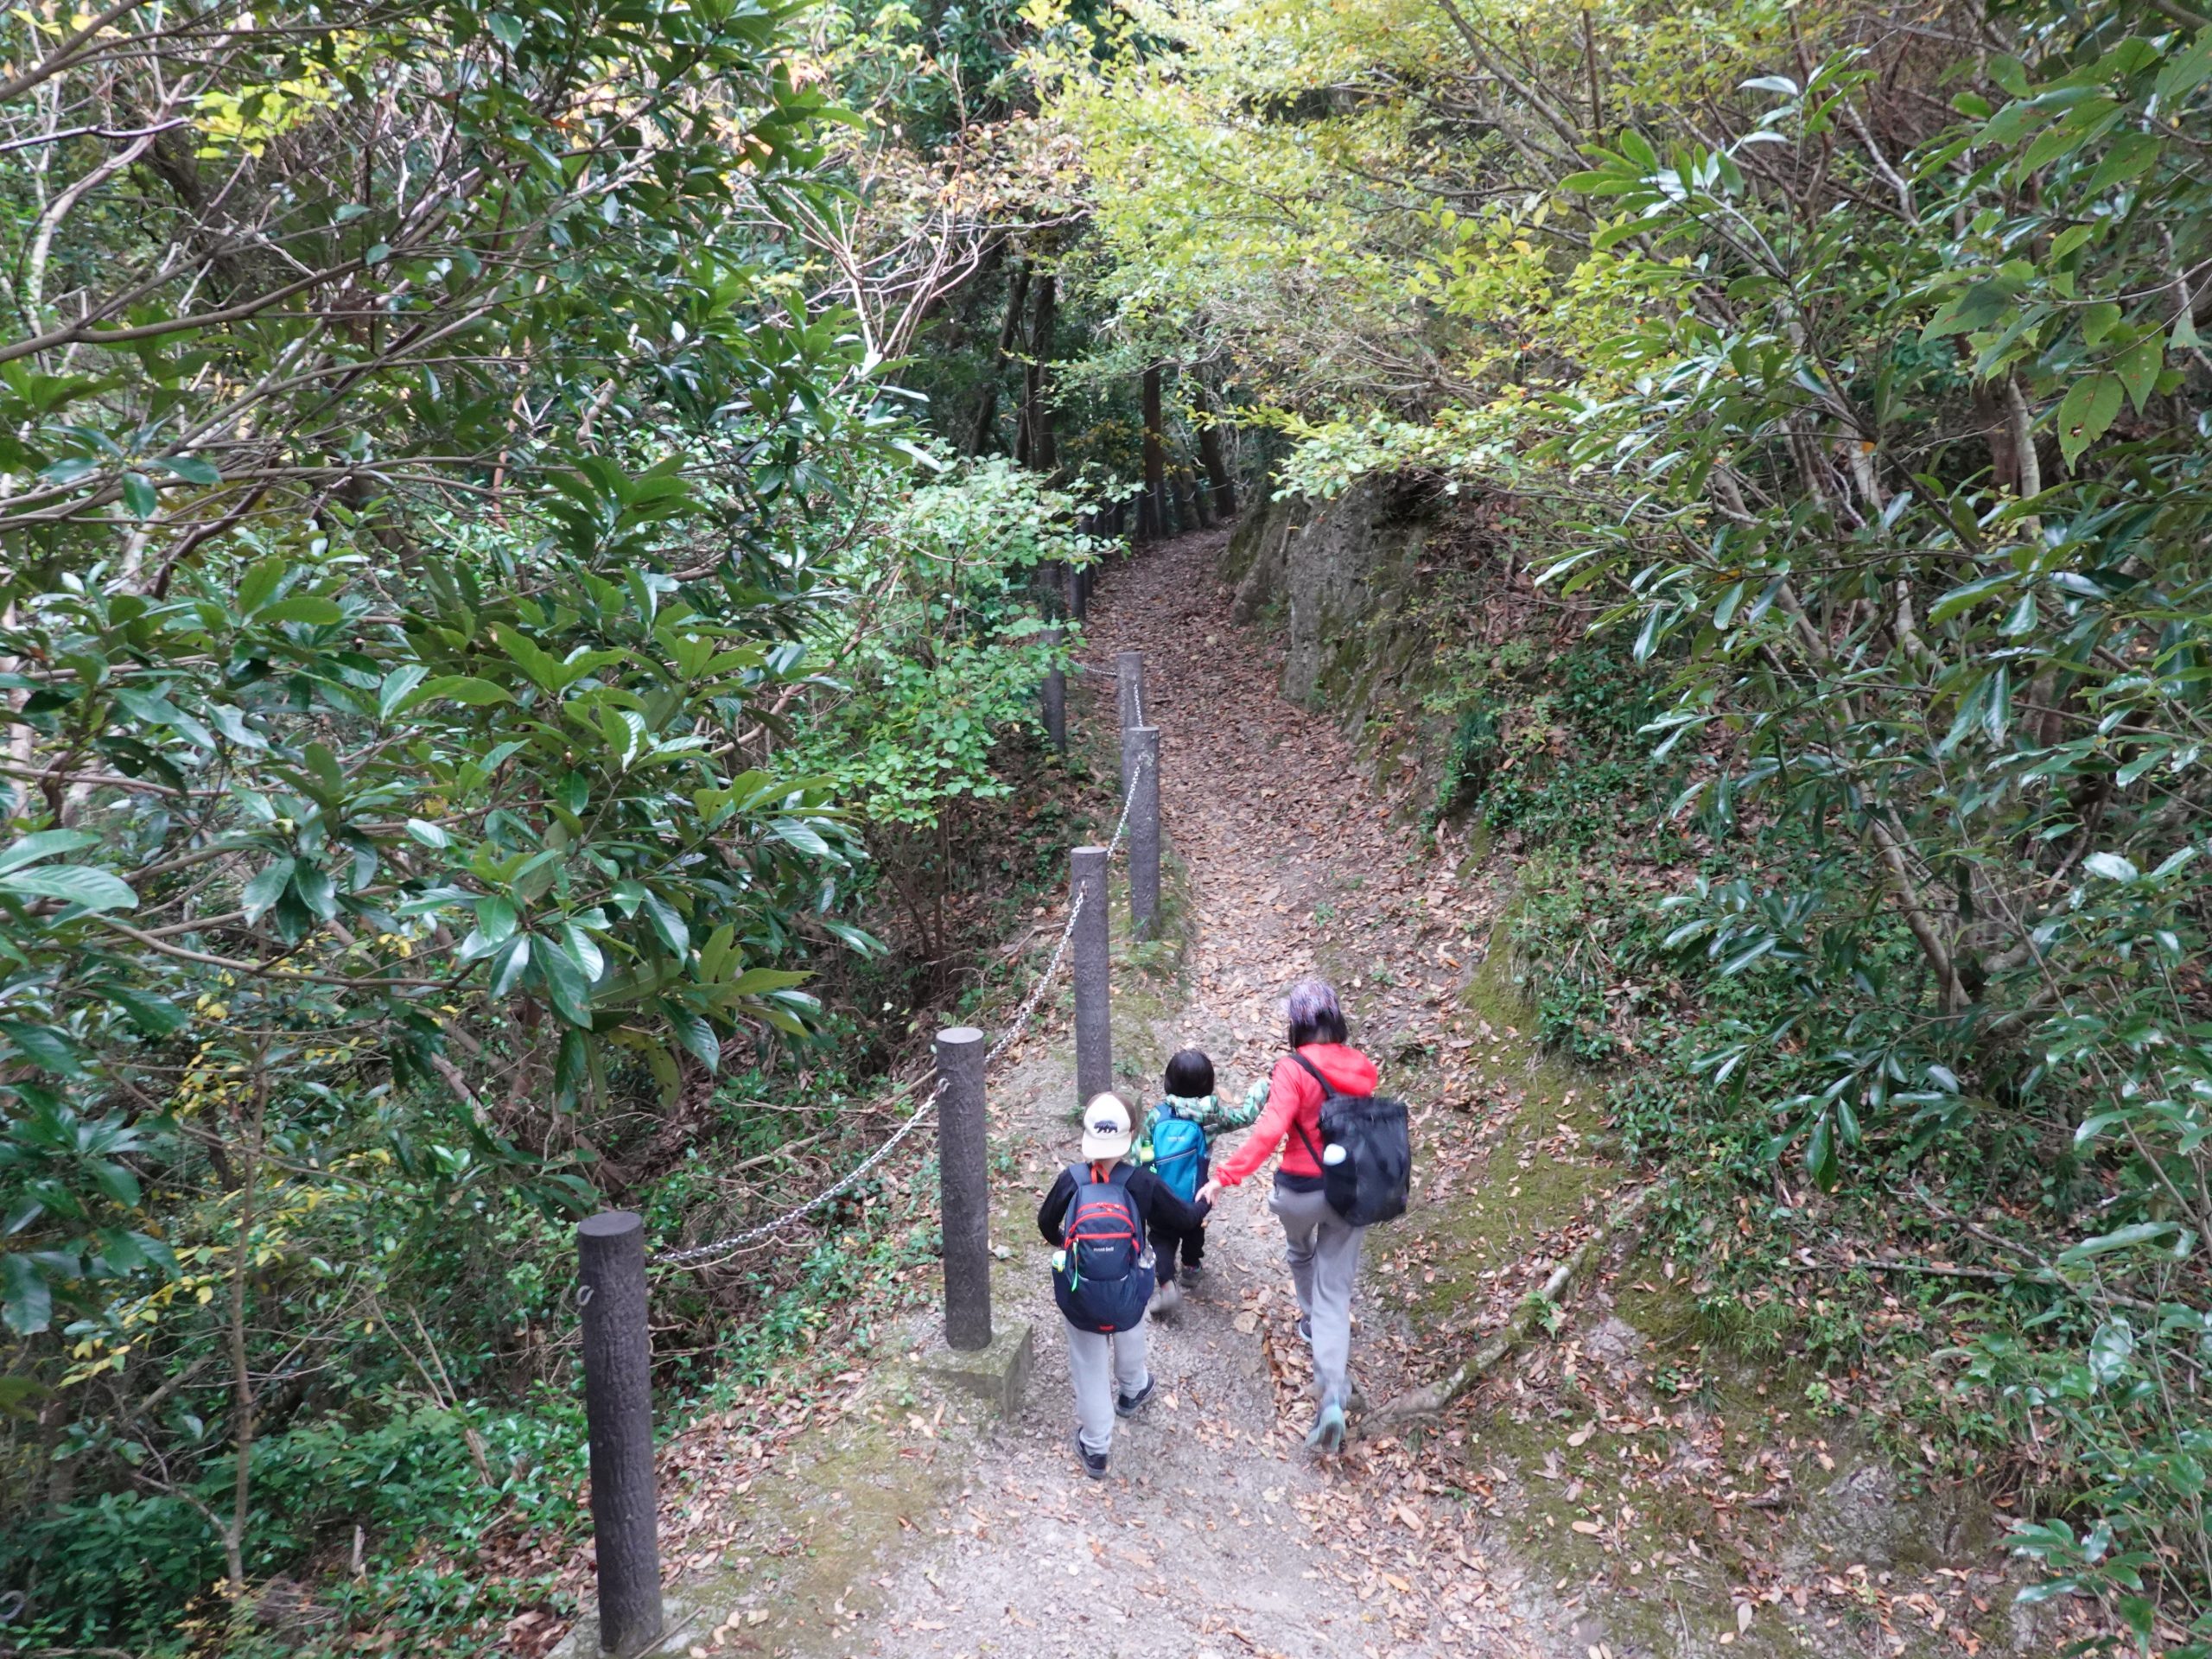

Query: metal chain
[652,750,1153,1271]
[652,1077,946,1268]
[1104,744,1147,859]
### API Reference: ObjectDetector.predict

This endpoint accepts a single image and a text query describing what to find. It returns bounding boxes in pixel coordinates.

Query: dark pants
[1154,1220,1205,1285]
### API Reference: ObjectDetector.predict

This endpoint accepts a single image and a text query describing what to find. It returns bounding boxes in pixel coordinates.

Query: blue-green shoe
[1306,1400,1347,1453]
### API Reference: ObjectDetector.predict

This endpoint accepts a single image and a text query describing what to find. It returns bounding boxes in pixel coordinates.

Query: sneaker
[1179,1264,1205,1288]
[1306,1399,1347,1454]
[1115,1378,1156,1418]
[1074,1433,1109,1479]
[1151,1279,1183,1316]
[1295,1315,1313,1344]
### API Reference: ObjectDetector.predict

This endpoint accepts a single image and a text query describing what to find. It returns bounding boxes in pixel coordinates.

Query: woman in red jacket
[1198,976,1376,1452]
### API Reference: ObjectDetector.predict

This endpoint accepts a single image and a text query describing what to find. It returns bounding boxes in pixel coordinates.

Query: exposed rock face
[1780,1459,2005,1577]
[1222,480,1440,755]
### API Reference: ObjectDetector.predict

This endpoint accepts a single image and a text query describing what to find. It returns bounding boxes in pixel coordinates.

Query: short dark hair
[1283,977,1348,1046]
[1164,1048,1215,1097]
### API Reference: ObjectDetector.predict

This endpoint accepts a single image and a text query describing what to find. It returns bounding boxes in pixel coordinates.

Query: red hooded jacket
[1211,1043,1380,1188]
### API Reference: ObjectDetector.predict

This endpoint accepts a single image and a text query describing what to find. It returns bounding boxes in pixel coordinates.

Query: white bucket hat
[1080,1093,1133,1160]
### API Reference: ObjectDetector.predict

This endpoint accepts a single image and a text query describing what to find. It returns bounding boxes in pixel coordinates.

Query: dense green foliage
[14,0,2212,1643]
[0,0,1111,1644]
[1043,0,2212,1645]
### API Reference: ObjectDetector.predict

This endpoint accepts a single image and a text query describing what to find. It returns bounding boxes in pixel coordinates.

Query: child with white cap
[1036,1092,1207,1478]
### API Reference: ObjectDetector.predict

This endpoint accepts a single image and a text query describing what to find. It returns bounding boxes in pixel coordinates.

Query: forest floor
[550,528,2064,1659]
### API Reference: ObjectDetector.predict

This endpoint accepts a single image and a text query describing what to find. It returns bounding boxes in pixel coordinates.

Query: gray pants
[1064,1317,1149,1456]
[1269,1181,1365,1405]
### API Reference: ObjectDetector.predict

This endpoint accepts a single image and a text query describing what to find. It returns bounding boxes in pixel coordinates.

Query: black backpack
[1052,1162,1154,1332]
[1287,1052,1412,1226]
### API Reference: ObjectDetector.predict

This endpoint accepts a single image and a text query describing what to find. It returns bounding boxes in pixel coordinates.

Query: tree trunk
[1140,363,1166,542]
[1190,461,1215,528]
[1175,465,1207,531]
[970,261,1029,457]
[1193,383,1237,518]
[1027,273,1058,476]
[224,1065,270,1596]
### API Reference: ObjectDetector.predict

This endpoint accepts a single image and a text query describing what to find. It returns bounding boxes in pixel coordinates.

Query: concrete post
[1126,726,1160,939]
[1071,847,1111,1105]
[934,1027,992,1351]
[1041,626,1066,755]
[575,1212,663,1657]
[1066,561,1087,622]
[1115,651,1144,796]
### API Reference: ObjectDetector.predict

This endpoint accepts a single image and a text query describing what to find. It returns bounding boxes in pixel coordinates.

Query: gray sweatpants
[1064,1316,1149,1456]
[1269,1181,1365,1405]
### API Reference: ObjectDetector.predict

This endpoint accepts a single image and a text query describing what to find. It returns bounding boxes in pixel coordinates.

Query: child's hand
[1196,1179,1223,1207]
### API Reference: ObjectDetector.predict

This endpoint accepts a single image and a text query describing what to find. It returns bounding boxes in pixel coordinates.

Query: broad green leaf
[0,866,138,912]
[290,863,338,920]
[1923,279,2018,340]
[0,830,98,876]
[241,858,294,925]
[2115,338,2162,411]
[1805,1115,1838,1192]
[2058,1222,2176,1263]
[487,934,531,997]
[2154,27,2212,102]
[262,594,343,626]
[378,665,429,719]
[724,967,810,995]
[106,987,189,1037]
[1929,573,2014,625]
[0,1256,52,1335]
[2055,372,2122,463]
[2088,1319,2134,1386]
[400,676,515,710]
[668,1008,720,1071]
[2079,302,2121,348]
[145,453,220,486]
[472,894,519,944]
[561,921,605,982]
[535,937,595,1027]
[0,1019,86,1077]
[639,891,688,957]
[237,557,286,616]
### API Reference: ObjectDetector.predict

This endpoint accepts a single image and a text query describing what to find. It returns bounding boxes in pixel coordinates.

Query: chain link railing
[652,750,1151,1270]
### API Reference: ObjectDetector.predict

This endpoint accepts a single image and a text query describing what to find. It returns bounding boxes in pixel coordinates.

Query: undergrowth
[1433,621,2180,1624]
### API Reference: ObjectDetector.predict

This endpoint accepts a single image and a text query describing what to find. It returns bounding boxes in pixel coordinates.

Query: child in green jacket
[1135,1048,1262,1309]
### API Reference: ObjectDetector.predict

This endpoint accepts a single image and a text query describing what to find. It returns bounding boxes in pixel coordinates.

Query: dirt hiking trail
[828,530,1575,1659]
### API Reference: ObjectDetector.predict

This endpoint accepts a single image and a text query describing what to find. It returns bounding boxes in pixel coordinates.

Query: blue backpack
[1147,1102,1208,1205]
[1052,1162,1153,1332]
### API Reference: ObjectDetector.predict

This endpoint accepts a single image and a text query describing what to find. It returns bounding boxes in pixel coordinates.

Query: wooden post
[935,1027,992,1351]
[1041,625,1067,755]
[576,1212,663,1657]
[1116,650,1144,797]
[1071,847,1111,1105]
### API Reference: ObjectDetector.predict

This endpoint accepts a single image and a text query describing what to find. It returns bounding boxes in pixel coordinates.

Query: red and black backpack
[1052,1162,1153,1332]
